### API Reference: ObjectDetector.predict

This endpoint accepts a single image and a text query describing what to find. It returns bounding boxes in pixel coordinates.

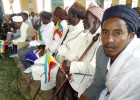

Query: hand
[80,94,88,100]
[38,49,45,57]
[7,40,13,44]
[32,36,35,40]
[62,60,71,73]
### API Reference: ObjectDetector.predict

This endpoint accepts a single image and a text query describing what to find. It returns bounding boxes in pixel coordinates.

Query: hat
[22,10,29,16]
[102,5,139,33]
[69,2,86,18]
[88,1,104,22]
[12,16,23,22]
[53,6,67,20]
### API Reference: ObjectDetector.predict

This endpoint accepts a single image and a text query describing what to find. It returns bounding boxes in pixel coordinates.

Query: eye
[101,31,108,35]
[114,32,121,36]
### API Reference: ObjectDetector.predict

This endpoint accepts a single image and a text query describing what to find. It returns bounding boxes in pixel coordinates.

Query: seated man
[7,16,29,57]
[18,11,54,73]
[21,10,32,27]
[31,2,85,91]
[56,1,103,99]
[80,5,140,100]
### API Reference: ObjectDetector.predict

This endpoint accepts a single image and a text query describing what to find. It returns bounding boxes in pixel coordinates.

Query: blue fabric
[26,51,38,62]
[0,11,3,19]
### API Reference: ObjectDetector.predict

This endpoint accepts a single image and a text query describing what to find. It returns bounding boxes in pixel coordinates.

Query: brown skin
[7,22,22,44]
[101,17,135,61]
[40,16,50,25]
[79,18,135,100]
[13,22,22,29]
[21,13,27,21]
[83,11,100,34]
[31,12,35,17]
[64,11,100,69]
[67,11,80,26]
[52,15,60,26]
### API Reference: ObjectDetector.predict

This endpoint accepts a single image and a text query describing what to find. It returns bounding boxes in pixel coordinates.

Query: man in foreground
[80,5,140,100]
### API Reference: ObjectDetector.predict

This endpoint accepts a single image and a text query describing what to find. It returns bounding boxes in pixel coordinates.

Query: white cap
[12,16,23,22]
[22,10,29,16]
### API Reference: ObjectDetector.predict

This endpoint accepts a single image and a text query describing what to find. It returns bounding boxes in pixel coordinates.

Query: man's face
[14,22,21,29]
[41,16,49,25]
[83,11,96,30]
[101,18,134,60]
[31,12,34,17]
[52,15,58,25]
[21,13,26,21]
[67,11,75,25]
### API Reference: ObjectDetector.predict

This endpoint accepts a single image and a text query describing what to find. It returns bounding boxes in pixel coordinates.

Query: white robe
[29,21,54,47]
[69,27,101,97]
[57,20,84,60]
[40,21,54,48]
[99,36,140,100]
[12,22,29,45]
[48,20,68,53]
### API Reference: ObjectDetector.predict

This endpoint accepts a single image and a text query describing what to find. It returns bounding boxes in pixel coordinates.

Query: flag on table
[35,28,42,41]
[44,52,57,83]
[54,22,63,38]
[0,40,6,53]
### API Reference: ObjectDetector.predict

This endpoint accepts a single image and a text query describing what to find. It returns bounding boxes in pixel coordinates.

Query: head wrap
[41,11,52,20]
[22,10,29,16]
[53,6,68,20]
[88,1,104,22]
[69,2,85,18]
[102,5,139,33]
[12,16,23,22]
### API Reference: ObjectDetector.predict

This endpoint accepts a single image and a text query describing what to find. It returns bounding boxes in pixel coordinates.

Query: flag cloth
[0,40,6,53]
[44,52,57,83]
[35,28,42,41]
[54,22,63,38]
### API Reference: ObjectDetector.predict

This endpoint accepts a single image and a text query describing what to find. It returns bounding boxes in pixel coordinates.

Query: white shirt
[40,21,54,48]
[32,15,38,25]
[48,20,68,53]
[12,22,29,45]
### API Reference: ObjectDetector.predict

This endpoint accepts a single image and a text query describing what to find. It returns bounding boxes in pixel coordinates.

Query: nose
[107,34,114,43]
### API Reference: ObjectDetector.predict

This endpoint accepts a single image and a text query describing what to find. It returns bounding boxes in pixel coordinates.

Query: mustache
[104,43,116,49]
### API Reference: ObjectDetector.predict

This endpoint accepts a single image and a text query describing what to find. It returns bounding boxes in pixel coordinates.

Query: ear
[129,32,135,41]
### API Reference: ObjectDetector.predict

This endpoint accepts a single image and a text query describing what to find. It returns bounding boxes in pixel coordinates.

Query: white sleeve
[13,23,28,45]
[34,54,46,64]
[70,58,96,76]
[42,24,54,48]
[49,34,61,53]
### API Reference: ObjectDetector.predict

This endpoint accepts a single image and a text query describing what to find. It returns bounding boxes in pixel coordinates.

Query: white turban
[12,16,23,22]
[22,10,29,16]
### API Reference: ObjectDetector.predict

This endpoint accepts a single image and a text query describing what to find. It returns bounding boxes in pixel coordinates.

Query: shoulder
[96,45,109,68]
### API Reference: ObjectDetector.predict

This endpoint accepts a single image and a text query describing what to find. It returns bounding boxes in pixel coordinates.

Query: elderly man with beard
[80,5,140,100]
[56,1,104,100]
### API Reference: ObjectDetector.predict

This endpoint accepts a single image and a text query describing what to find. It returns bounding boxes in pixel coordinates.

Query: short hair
[22,13,28,19]
[41,11,52,21]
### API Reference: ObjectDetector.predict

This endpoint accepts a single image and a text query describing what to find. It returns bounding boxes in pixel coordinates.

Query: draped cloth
[99,36,140,100]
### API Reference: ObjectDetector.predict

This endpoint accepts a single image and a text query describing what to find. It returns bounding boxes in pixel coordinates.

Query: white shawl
[99,36,140,100]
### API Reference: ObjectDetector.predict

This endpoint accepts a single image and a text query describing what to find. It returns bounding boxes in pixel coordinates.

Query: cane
[50,33,100,100]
